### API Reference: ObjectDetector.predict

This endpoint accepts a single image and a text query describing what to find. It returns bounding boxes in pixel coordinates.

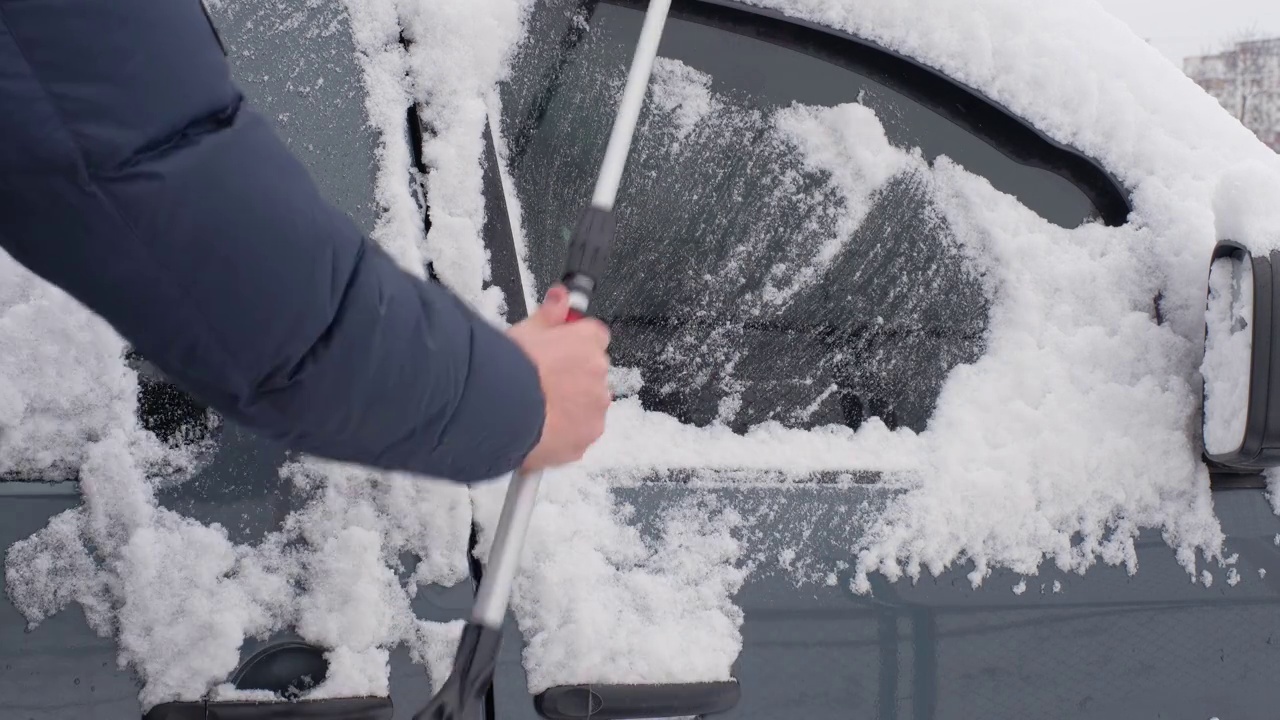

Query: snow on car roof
[5,0,1280,708]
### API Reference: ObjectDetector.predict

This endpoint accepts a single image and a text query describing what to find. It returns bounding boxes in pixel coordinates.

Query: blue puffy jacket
[0,0,544,482]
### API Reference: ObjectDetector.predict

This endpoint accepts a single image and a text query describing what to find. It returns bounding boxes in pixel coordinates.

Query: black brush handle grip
[561,206,616,316]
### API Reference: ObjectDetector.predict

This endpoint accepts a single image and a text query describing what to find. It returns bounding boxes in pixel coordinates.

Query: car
[4,0,1280,719]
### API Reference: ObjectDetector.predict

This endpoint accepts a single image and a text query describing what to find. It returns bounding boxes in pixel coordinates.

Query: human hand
[506,286,611,472]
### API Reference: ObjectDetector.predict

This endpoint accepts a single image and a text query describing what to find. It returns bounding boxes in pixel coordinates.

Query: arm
[0,0,544,482]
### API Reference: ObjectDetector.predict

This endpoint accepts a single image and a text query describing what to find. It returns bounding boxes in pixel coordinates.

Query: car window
[500,0,1119,435]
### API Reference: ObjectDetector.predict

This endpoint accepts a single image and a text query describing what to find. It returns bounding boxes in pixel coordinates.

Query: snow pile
[0,252,141,480]
[684,0,1280,590]
[6,448,472,708]
[1202,255,1254,454]
[6,432,287,708]
[581,397,923,479]
[472,471,746,692]
[651,57,717,140]
[850,156,1222,588]
[1214,161,1280,252]
[768,102,914,300]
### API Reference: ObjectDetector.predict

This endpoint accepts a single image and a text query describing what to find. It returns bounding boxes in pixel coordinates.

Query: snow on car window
[505,3,992,437]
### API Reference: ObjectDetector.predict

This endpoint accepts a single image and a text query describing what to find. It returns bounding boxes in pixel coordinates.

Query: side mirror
[1202,240,1280,482]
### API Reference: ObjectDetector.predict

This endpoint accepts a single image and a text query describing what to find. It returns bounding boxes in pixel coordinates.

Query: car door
[487,2,1280,719]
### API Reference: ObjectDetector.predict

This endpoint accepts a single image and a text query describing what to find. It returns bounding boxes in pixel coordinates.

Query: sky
[1097,0,1280,66]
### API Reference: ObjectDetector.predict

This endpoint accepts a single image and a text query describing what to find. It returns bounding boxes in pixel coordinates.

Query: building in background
[1186,38,1280,151]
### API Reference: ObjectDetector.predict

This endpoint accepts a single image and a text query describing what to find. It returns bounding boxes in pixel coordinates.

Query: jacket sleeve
[0,0,545,482]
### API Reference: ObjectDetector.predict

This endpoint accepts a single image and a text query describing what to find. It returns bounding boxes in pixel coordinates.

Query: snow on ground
[397,0,535,320]
[581,397,923,479]
[768,102,914,302]
[6,0,1280,707]
[650,57,718,140]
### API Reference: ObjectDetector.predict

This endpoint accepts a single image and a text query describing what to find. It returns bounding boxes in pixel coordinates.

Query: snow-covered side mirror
[1202,240,1279,478]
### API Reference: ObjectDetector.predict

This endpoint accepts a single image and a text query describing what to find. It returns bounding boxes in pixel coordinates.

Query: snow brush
[413,1,686,719]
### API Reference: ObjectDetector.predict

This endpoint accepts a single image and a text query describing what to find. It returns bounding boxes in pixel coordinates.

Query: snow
[633,61,1228,591]
[3,509,108,630]
[650,58,717,141]
[1215,162,1280,253]
[6,450,473,708]
[338,0,425,276]
[579,397,923,481]
[767,103,914,302]
[0,253,143,480]
[395,0,534,320]
[1269,470,1280,515]
[472,474,745,692]
[113,512,284,708]
[1202,255,1254,454]
[608,366,645,398]
[720,0,1280,592]
[339,0,533,320]
[6,0,1280,707]
[6,432,291,709]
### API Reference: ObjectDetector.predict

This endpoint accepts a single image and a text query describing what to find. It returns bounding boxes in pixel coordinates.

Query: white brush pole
[591,0,673,211]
